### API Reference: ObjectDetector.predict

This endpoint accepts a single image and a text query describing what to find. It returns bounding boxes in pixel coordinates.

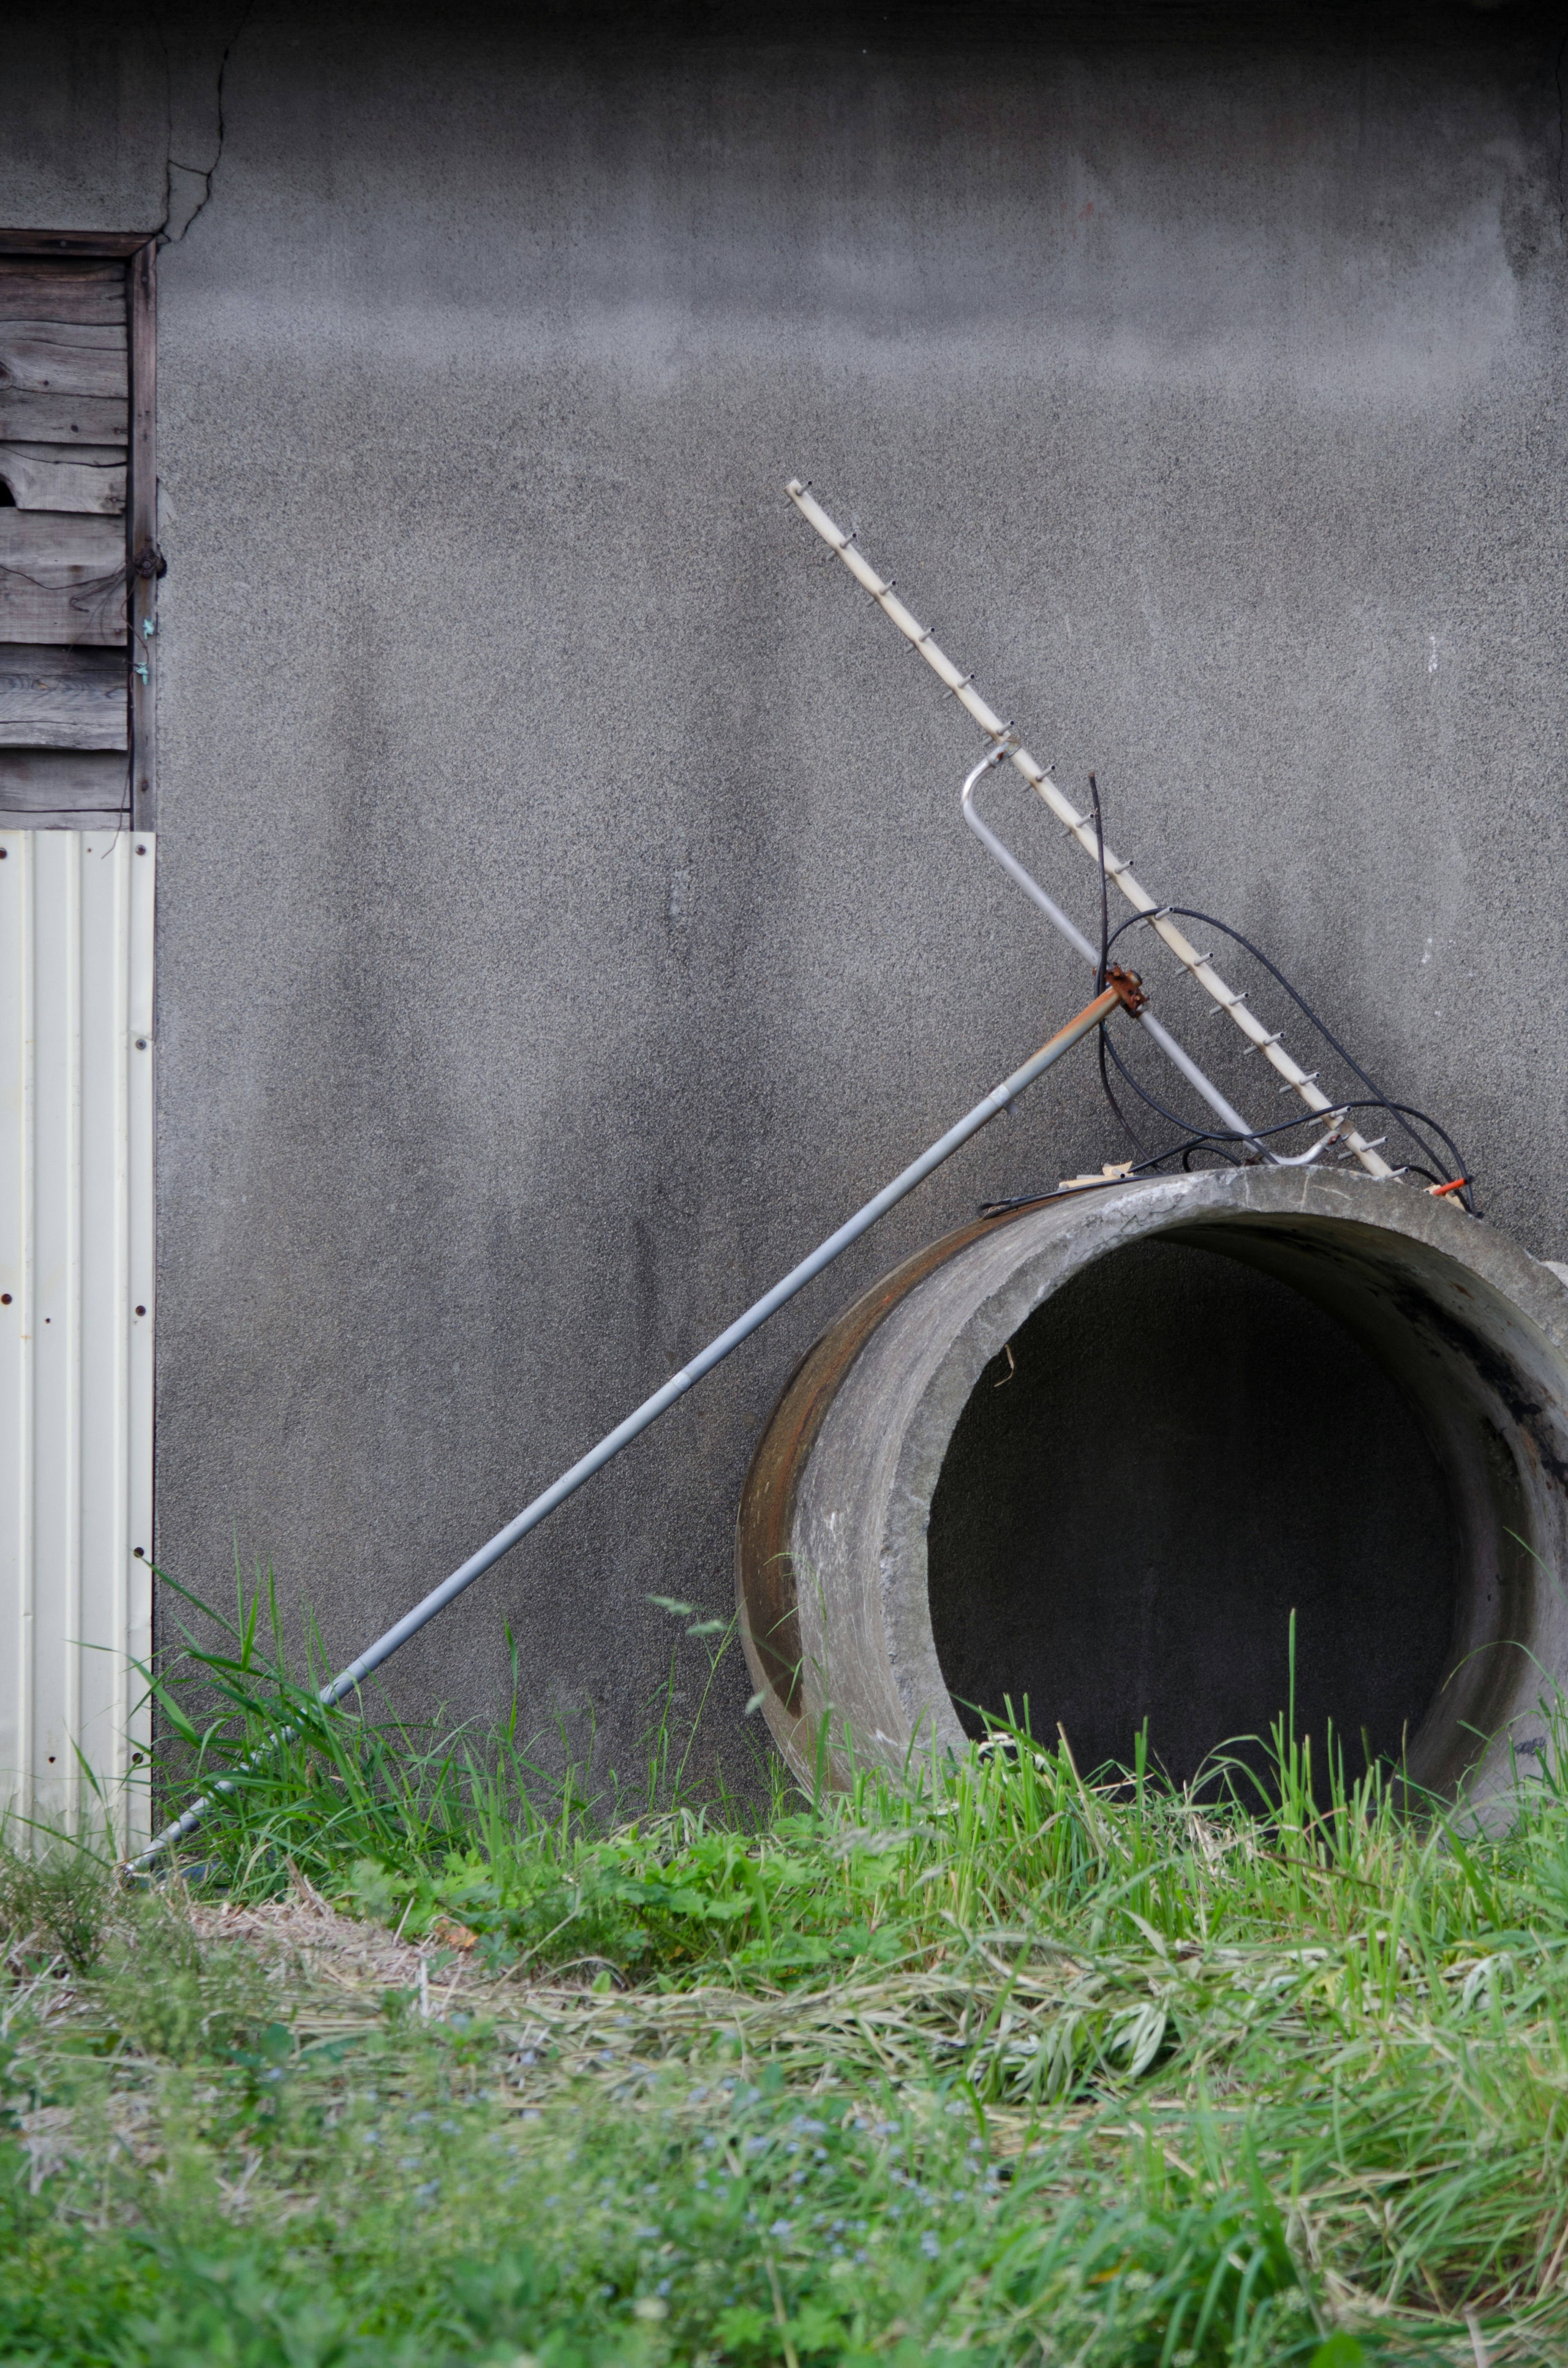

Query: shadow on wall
[926,1237,1458,1787]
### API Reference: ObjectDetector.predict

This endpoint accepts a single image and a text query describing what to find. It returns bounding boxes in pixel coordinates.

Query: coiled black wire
[1096,1030,1470,1190]
[990,784,1477,1215]
[1089,773,1148,1158]
[1104,903,1471,1202]
[980,1096,1475,1218]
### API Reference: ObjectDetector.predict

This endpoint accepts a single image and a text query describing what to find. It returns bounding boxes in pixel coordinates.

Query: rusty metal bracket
[1106,964,1147,1018]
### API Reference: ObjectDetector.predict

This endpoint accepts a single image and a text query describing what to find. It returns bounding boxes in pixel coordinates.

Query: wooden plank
[0,322,126,398]
[0,748,129,824]
[0,390,125,444]
[0,811,125,830]
[0,645,126,748]
[0,443,125,513]
[0,232,151,258]
[0,261,125,326]
[0,513,125,644]
[127,239,156,829]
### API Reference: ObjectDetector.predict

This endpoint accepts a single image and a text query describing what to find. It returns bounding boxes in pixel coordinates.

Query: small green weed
[87,1894,284,2065]
[0,1833,115,1972]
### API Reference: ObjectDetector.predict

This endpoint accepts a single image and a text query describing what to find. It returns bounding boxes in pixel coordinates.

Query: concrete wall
[4,1,1566,1793]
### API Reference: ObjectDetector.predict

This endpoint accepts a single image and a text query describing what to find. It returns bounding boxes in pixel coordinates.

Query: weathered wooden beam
[0,644,127,748]
[127,239,156,828]
[0,261,125,326]
[0,321,126,399]
[0,442,125,513]
[0,810,125,829]
[0,513,126,644]
[0,390,126,443]
[0,747,129,823]
[0,231,153,258]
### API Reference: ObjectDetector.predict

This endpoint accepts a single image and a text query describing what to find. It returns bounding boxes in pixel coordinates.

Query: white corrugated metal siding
[0,829,154,1844]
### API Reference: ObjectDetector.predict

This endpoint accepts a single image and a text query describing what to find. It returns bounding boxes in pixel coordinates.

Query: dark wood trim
[127,239,156,829]
[0,230,157,257]
[0,748,131,814]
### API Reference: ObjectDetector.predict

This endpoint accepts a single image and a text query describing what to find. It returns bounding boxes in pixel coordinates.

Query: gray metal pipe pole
[132,975,1136,1868]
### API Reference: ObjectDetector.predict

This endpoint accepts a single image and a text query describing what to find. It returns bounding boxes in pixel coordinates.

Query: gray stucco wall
[5,2,1567,1792]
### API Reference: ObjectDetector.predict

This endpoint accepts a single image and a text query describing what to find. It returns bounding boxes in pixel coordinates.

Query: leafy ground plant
[3,1592,1568,2362]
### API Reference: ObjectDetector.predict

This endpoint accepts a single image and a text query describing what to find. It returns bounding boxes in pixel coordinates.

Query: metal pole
[960,746,1266,1151]
[786,479,1394,1179]
[131,977,1137,1869]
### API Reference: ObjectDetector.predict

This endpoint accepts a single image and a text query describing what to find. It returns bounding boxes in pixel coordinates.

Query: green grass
[4,1590,1568,2364]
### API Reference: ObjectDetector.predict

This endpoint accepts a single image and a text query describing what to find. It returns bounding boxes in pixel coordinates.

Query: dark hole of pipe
[926,1236,1459,1788]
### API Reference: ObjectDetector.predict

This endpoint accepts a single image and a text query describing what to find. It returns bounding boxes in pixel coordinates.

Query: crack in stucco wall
[1556,28,1567,240]
[155,2,254,244]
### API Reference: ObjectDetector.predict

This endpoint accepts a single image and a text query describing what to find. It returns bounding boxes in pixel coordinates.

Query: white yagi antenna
[785,479,1394,1178]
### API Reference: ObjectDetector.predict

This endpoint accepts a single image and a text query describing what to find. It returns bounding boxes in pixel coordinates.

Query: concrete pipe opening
[737,1169,1568,1810]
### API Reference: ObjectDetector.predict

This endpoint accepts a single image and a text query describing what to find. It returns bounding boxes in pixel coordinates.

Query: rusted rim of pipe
[734,1197,1049,1743]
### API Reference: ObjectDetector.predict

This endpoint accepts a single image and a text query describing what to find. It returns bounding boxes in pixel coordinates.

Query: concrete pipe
[736,1168,1568,1811]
